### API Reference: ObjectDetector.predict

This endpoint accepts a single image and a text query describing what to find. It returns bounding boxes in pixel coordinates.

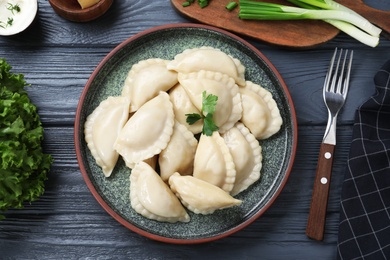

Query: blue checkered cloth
[337,59,390,260]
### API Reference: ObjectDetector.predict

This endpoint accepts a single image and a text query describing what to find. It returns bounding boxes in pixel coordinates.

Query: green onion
[239,0,381,47]
[325,19,379,47]
[287,0,380,47]
[198,0,209,8]
[6,17,13,27]
[182,0,209,8]
[287,0,382,37]
[226,2,238,11]
[7,3,21,15]
[182,1,191,7]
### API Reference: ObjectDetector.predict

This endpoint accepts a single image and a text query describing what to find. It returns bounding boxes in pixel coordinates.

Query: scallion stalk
[226,2,238,11]
[325,19,379,47]
[198,0,209,8]
[287,0,380,47]
[239,0,381,47]
[181,0,209,8]
[287,0,382,37]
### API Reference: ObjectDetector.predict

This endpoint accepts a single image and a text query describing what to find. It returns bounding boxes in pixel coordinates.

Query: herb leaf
[7,17,13,27]
[185,113,202,125]
[185,91,219,136]
[1,3,21,28]
[7,3,21,15]
[203,113,219,136]
[202,91,218,115]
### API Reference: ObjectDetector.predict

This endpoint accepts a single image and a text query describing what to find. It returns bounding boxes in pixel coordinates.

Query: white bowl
[0,0,38,36]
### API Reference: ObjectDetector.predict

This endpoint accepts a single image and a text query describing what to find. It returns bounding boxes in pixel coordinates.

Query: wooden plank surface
[1,0,390,259]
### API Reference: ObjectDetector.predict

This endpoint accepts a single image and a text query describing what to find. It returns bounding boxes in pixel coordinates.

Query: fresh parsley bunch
[0,59,53,219]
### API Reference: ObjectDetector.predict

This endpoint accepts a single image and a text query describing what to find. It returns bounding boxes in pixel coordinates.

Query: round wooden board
[171,0,340,49]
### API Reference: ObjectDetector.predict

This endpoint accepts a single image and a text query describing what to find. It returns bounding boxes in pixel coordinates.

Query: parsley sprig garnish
[186,91,219,136]
[0,2,21,29]
[0,17,13,29]
[7,3,21,15]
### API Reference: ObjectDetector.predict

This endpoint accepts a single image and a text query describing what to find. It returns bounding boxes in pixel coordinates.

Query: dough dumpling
[193,131,236,193]
[130,162,190,223]
[123,155,158,170]
[159,121,198,182]
[169,173,242,215]
[114,91,174,166]
[178,70,242,133]
[85,96,130,177]
[169,83,203,134]
[122,58,178,112]
[239,81,283,139]
[223,123,262,196]
[167,46,246,86]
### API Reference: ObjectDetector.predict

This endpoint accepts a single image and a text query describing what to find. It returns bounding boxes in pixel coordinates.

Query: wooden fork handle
[306,143,335,241]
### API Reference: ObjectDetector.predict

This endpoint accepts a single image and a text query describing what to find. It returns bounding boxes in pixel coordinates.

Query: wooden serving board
[171,0,390,48]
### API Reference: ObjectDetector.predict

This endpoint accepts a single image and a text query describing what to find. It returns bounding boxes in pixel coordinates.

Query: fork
[306,48,353,241]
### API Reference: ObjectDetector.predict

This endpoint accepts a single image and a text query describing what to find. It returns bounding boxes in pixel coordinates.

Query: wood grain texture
[0,0,390,259]
[0,125,353,259]
[171,0,339,48]
[306,143,336,241]
[48,0,114,22]
[171,0,390,48]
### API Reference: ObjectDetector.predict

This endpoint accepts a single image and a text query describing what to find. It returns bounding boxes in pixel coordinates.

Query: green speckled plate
[74,23,297,244]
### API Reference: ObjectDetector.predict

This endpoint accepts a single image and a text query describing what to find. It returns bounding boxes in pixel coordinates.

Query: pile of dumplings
[84,46,283,223]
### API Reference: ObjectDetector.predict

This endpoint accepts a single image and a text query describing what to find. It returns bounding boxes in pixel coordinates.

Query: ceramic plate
[74,23,297,244]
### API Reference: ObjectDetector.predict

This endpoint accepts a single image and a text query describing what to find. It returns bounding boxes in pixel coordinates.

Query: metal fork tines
[323,48,354,145]
[306,48,353,241]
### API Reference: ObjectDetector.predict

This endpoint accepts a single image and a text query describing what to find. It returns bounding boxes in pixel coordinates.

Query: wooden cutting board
[171,0,390,48]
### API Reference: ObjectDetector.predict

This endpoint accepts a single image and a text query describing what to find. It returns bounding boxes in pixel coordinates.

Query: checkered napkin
[337,59,390,260]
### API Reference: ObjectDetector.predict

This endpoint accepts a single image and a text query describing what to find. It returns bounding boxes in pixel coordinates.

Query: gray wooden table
[1,1,389,259]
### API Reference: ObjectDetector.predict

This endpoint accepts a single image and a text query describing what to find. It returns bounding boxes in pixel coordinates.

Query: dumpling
[122,58,178,112]
[123,155,158,170]
[193,131,236,193]
[159,121,198,182]
[239,81,283,139]
[130,162,190,223]
[114,91,174,167]
[222,122,262,196]
[169,172,242,215]
[167,46,246,86]
[84,96,130,177]
[169,83,203,134]
[178,70,242,133]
